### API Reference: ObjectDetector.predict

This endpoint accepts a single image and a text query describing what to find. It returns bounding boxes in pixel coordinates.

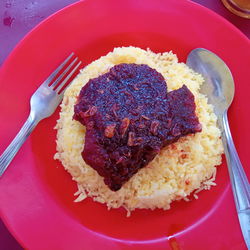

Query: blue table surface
[0,0,249,249]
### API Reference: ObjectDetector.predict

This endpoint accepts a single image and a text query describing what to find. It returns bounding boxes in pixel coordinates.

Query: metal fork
[0,53,82,176]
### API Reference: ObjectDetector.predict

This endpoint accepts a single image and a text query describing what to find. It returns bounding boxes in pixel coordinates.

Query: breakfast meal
[54,47,223,215]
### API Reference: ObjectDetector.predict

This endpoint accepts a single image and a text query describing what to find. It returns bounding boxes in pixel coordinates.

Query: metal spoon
[187,48,250,248]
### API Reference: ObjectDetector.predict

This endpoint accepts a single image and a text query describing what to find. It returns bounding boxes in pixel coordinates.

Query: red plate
[0,0,249,249]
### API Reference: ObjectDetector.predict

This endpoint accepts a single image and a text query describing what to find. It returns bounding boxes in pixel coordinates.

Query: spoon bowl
[187,48,234,115]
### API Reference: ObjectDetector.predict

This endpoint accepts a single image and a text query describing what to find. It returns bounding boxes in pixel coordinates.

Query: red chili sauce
[74,64,201,191]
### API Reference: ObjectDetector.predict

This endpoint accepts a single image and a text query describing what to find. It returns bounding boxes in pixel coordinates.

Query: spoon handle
[221,112,250,248]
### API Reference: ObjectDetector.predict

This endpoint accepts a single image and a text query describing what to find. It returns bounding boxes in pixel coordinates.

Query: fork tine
[42,52,74,87]
[56,61,82,94]
[50,57,79,89]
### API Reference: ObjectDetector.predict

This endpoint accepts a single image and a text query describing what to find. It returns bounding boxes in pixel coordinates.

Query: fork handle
[220,112,250,248]
[0,113,38,176]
